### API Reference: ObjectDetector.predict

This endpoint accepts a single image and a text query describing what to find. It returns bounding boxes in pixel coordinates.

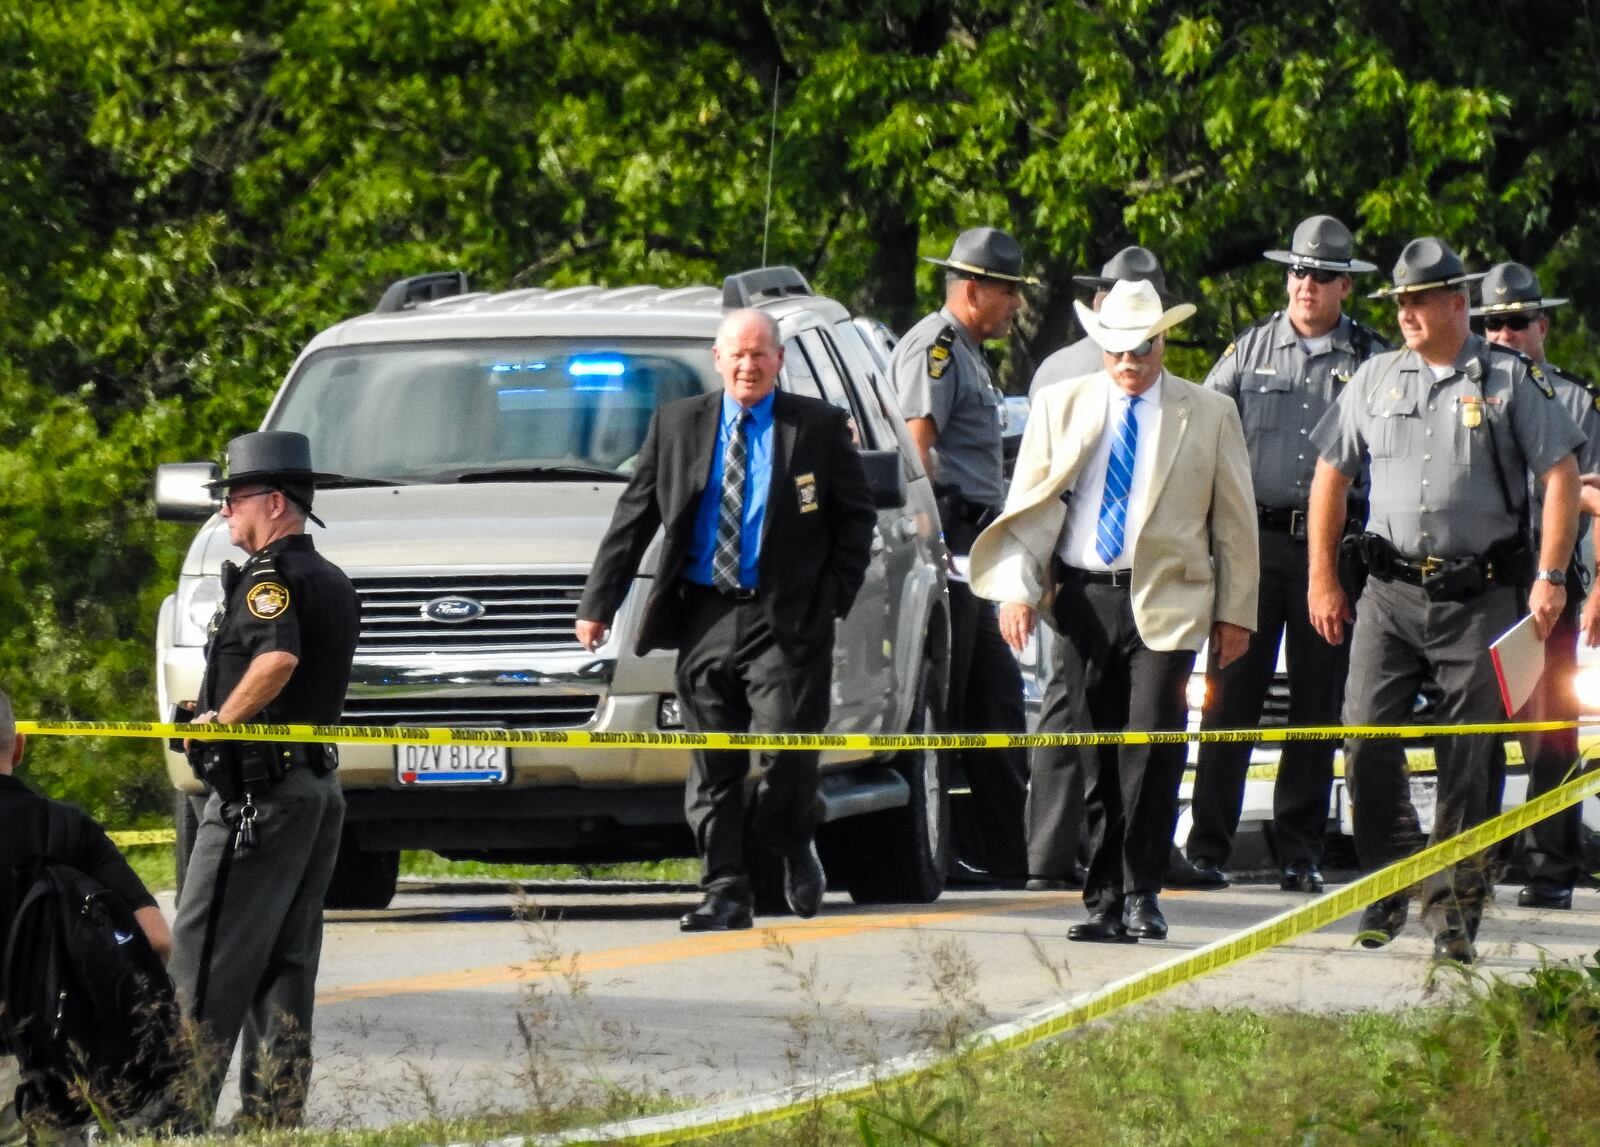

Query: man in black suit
[576,308,876,931]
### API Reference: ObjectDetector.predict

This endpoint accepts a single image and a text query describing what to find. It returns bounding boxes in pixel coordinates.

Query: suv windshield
[270,339,717,483]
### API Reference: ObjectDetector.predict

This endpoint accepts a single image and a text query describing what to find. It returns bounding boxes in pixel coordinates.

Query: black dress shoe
[1357,893,1409,949]
[783,840,826,918]
[1123,893,1168,940]
[1280,862,1325,894]
[1169,855,1230,890]
[1517,885,1573,910]
[680,896,753,932]
[1067,910,1136,944]
[1432,930,1477,965]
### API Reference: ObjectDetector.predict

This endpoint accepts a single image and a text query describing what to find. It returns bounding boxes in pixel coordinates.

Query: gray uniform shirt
[1027,335,1104,400]
[1312,333,1585,559]
[891,306,1006,508]
[1207,312,1387,509]
[1533,362,1600,552]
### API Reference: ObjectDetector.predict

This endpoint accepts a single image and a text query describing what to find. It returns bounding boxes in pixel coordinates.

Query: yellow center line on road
[316,892,1078,1006]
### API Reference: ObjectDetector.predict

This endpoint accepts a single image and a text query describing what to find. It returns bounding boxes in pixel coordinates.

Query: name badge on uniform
[1458,396,1483,429]
[1253,366,1277,376]
[795,472,819,512]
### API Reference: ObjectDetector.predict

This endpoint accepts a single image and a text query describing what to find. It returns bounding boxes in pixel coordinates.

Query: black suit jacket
[579,388,877,662]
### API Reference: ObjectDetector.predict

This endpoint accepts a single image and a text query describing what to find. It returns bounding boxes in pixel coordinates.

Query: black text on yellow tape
[14,718,1583,753]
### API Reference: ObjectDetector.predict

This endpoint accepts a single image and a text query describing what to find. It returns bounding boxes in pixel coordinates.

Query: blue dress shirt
[684,390,775,588]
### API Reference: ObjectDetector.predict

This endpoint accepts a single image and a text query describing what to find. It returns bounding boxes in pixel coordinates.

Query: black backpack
[1,802,181,1124]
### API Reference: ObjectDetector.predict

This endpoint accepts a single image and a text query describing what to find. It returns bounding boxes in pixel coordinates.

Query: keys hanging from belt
[233,792,259,852]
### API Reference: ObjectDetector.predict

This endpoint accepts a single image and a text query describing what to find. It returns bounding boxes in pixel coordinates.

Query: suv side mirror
[860,450,905,509]
[155,462,222,522]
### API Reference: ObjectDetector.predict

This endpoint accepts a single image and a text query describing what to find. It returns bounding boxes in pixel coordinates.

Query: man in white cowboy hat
[1028,246,1173,400]
[1182,215,1390,896]
[1308,238,1584,964]
[969,278,1258,943]
[1473,262,1600,911]
[891,226,1036,881]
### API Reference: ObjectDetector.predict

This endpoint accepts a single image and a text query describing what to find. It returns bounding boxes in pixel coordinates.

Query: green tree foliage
[0,0,1596,818]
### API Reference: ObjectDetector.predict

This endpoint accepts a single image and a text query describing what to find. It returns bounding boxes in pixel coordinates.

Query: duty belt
[1255,500,1369,539]
[1359,533,1523,602]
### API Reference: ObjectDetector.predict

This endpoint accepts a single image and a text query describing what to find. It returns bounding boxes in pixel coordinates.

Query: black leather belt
[1057,562,1133,588]
[685,580,760,602]
[1256,501,1371,539]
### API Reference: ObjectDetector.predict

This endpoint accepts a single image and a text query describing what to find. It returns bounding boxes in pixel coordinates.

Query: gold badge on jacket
[1458,396,1483,429]
[795,472,818,512]
[247,581,290,620]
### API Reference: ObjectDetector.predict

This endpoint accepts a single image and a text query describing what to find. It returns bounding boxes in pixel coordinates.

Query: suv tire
[836,655,950,904]
[323,835,400,910]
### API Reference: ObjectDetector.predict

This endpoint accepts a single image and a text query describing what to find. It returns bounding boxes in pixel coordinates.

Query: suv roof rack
[721,266,812,310]
[375,271,470,314]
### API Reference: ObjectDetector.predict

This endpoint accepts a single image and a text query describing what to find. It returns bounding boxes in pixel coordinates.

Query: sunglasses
[1289,266,1344,285]
[1482,313,1540,332]
[1109,340,1156,358]
[220,489,276,510]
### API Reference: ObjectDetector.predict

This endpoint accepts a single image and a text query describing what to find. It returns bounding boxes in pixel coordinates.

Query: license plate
[396,743,509,785]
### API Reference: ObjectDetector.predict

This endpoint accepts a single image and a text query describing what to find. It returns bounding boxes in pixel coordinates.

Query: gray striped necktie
[712,410,751,591]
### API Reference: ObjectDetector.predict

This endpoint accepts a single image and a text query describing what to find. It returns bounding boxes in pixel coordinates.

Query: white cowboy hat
[1073,279,1197,354]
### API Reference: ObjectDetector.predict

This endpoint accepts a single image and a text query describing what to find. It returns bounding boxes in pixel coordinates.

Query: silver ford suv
[155,268,951,909]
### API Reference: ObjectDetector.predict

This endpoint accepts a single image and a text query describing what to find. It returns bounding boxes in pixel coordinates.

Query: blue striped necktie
[1095,395,1140,565]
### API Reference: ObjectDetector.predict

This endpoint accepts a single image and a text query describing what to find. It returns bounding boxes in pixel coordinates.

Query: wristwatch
[1535,569,1568,585]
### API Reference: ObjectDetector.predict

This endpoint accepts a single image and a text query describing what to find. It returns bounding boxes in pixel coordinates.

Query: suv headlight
[173,574,223,647]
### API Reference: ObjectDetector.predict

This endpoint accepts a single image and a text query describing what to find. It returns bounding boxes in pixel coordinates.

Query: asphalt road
[164,875,1600,1130]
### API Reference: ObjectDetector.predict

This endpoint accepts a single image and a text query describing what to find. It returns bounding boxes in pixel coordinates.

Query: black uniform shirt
[0,773,157,950]
[199,534,360,724]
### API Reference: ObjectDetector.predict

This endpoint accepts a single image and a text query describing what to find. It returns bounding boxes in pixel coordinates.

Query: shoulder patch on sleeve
[927,325,956,380]
[1488,342,1555,398]
[246,581,291,620]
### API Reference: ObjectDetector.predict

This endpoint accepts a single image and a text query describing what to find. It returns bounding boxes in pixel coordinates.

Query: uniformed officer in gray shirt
[1028,247,1173,400]
[1307,237,1584,964]
[891,227,1033,879]
[1473,262,1600,910]
[1183,216,1388,895]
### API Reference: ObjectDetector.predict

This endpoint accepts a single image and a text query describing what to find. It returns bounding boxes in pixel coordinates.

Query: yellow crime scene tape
[15,716,1579,752]
[42,716,1571,849]
[516,763,1600,1147]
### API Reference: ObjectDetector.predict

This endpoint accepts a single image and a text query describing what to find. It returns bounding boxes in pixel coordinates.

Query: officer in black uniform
[1183,215,1388,893]
[1308,239,1584,964]
[890,227,1034,880]
[168,431,360,1129]
[1473,262,1600,910]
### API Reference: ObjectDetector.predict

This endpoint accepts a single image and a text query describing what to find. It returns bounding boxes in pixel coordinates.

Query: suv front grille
[352,574,587,652]
[342,695,600,728]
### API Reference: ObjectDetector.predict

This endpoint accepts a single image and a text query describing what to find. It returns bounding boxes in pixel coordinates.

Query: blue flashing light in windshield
[489,361,549,373]
[568,358,626,378]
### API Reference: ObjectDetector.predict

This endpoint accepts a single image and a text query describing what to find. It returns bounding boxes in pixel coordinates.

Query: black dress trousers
[1040,570,1196,915]
[674,584,831,902]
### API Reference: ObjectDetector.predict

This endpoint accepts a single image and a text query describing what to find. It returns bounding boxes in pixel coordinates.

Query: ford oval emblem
[422,596,486,624]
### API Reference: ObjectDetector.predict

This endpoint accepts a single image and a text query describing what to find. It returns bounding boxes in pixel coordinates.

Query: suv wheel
[835,655,950,904]
[323,834,400,910]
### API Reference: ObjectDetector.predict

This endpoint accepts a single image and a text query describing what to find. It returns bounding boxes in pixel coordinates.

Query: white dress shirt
[1056,372,1165,571]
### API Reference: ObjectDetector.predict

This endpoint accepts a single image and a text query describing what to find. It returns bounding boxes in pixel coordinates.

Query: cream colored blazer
[969,370,1259,652]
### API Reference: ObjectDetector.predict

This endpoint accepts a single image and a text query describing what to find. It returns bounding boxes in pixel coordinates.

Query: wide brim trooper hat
[204,430,344,491]
[1072,246,1173,303]
[1073,278,1197,354]
[1369,237,1487,298]
[923,226,1040,285]
[1263,214,1377,274]
[1470,261,1569,316]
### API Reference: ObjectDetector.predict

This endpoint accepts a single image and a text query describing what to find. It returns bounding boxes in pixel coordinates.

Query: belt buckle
[1289,509,1307,538]
[1418,555,1443,579]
